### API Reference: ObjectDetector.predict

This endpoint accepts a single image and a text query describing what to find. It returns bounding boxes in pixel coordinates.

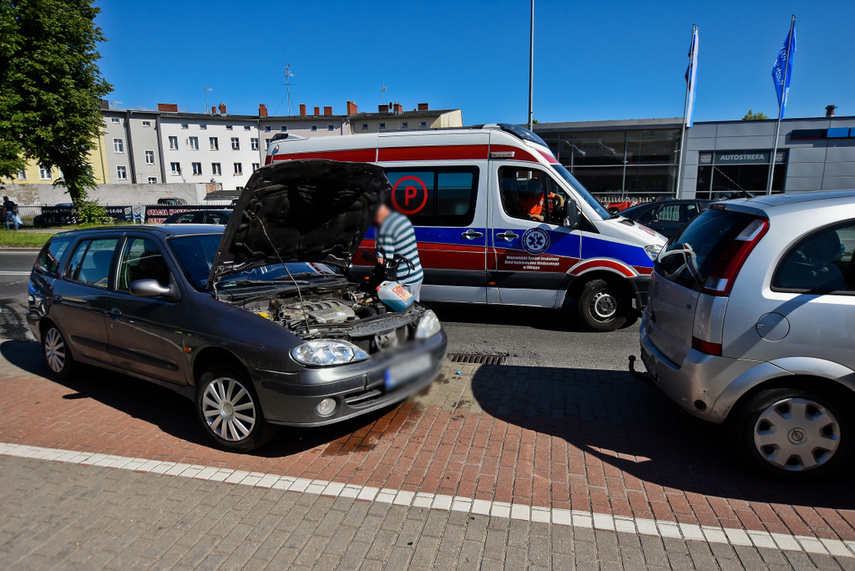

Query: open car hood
[208,159,389,286]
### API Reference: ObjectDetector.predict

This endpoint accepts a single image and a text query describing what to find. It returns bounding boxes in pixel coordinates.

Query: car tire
[575,278,627,332]
[41,323,74,380]
[731,387,852,481]
[196,365,277,452]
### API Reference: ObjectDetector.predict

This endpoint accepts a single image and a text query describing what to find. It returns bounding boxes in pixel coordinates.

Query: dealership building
[533,112,855,201]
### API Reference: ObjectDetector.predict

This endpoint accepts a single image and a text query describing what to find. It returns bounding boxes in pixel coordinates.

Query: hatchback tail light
[701,217,769,296]
[692,336,722,356]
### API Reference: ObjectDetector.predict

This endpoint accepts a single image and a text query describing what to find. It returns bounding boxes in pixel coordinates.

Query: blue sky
[96,0,854,124]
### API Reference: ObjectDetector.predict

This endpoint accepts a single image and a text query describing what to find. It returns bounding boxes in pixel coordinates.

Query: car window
[35,236,73,277]
[173,212,197,223]
[654,204,681,223]
[636,206,656,223]
[498,166,569,224]
[169,234,221,290]
[117,237,172,291]
[772,221,855,294]
[384,167,479,227]
[206,212,229,224]
[65,238,119,287]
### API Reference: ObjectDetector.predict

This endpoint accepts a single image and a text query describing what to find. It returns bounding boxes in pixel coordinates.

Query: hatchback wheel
[575,279,628,332]
[42,324,74,380]
[733,388,852,481]
[196,365,276,452]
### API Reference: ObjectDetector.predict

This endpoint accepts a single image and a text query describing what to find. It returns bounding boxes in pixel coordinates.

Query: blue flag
[685,26,698,128]
[771,21,796,119]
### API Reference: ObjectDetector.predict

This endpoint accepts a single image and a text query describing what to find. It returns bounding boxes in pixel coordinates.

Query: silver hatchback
[637,191,855,480]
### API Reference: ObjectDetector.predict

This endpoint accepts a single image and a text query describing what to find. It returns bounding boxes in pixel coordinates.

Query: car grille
[351,325,412,355]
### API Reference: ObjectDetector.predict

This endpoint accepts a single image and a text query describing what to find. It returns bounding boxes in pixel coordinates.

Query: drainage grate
[447,353,508,365]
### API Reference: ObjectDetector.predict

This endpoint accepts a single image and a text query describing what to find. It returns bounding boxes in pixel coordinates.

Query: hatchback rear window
[655,208,759,291]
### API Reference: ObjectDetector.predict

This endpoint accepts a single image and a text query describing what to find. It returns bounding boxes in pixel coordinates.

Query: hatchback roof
[53,224,225,238]
[725,190,855,211]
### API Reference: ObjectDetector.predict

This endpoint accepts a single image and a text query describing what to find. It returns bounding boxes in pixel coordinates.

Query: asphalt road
[0,249,640,372]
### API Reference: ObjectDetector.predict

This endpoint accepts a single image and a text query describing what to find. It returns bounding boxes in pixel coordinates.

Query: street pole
[767,15,795,195]
[528,0,534,131]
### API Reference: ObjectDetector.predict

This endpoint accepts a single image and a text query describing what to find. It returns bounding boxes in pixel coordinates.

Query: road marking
[1,441,852,558]
[0,271,30,276]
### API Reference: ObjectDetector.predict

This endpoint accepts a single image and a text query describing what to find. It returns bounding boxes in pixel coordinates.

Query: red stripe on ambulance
[569,259,638,278]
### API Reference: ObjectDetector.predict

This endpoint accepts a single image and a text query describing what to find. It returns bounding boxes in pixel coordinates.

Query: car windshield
[551,164,610,221]
[169,234,339,290]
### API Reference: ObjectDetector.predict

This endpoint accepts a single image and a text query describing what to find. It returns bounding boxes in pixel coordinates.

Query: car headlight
[291,340,369,367]
[415,310,441,340]
[644,244,662,261]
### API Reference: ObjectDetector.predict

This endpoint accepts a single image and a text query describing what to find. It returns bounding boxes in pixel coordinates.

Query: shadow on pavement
[470,363,855,511]
[0,338,395,458]
[429,302,640,333]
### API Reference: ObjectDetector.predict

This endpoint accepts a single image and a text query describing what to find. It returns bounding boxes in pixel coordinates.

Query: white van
[265,124,665,331]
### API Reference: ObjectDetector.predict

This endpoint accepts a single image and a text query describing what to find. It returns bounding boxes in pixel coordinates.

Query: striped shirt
[377,211,424,285]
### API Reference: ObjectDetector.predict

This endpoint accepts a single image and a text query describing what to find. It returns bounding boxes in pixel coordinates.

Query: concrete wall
[0,182,221,206]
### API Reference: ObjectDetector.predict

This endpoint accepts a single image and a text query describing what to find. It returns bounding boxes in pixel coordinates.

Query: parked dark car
[620,199,712,237]
[27,160,447,452]
[162,209,232,225]
[157,197,187,206]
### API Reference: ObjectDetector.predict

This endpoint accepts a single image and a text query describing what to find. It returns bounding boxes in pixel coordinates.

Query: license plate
[641,346,657,379]
[385,354,433,390]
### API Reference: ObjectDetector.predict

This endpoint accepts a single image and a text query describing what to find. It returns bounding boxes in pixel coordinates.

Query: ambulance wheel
[575,278,627,332]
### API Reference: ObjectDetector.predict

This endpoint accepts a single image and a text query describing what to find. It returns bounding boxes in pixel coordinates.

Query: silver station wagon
[636,191,855,480]
[27,160,447,452]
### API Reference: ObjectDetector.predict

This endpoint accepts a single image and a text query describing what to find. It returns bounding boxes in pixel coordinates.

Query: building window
[252,163,260,171]
[168,136,178,150]
[244,125,251,131]
[209,136,219,151]
[145,150,155,164]
[188,136,199,150]
[16,169,26,180]
[280,126,287,132]
[233,162,243,175]
[401,122,408,129]
[420,122,427,128]
[362,124,368,130]
[379,123,386,130]
[264,126,272,132]
[200,124,207,130]
[212,163,222,175]
[311,125,318,132]
[251,138,259,151]
[113,138,124,153]
[236,186,244,191]
[192,162,202,175]
[147,176,157,184]
[180,123,188,129]
[231,137,240,150]
[328,125,335,131]
[141,120,152,127]
[116,166,128,180]
[39,165,51,180]
[170,162,181,175]
[111,117,120,124]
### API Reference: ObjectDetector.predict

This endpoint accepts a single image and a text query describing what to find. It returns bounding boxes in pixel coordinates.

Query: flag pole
[528,0,534,131]
[767,14,795,195]
[676,24,696,199]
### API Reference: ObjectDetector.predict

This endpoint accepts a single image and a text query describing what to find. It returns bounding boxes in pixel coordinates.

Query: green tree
[0,0,112,215]
[742,109,769,121]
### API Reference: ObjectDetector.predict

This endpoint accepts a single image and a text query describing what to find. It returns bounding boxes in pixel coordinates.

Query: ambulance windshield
[552,164,610,220]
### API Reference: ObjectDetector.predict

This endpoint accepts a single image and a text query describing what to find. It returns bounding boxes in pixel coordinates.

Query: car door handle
[461,230,484,240]
[52,295,63,304]
[496,231,519,241]
[109,308,122,319]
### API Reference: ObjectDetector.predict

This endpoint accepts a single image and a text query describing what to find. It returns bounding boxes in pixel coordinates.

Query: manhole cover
[447,353,508,365]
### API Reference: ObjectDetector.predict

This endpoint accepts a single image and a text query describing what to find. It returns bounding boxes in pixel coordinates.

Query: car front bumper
[249,330,448,426]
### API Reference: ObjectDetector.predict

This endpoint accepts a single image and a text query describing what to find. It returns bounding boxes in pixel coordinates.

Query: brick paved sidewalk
[2,334,855,568]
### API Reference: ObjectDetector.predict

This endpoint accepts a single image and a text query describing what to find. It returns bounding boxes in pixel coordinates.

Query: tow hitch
[628,355,655,384]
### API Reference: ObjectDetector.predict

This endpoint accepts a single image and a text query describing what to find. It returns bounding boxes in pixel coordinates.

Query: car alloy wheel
[201,375,257,442]
[753,397,840,472]
[42,325,73,379]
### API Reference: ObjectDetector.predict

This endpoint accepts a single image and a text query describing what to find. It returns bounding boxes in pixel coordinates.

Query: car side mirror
[563,198,581,229]
[130,279,180,302]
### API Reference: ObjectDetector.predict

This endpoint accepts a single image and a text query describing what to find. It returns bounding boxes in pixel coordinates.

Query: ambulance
[265,123,666,331]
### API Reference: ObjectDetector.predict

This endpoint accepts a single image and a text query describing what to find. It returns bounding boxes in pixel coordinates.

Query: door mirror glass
[564,198,580,229]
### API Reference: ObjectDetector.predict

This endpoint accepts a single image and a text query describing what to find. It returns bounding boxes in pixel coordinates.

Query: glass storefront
[538,128,680,200]
[695,150,787,198]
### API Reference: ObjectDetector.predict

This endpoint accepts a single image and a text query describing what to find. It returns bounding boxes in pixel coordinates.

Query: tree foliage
[0,0,112,208]
[742,109,769,121]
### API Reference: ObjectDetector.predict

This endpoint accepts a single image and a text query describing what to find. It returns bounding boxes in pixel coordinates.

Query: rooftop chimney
[218,102,227,115]
[346,101,358,115]
[313,106,320,116]
[417,102,429,111]
[211,106,217,115]
[299,104,306,117]
[259,103,268,117]
[826,105,837,118]
[157,103,178,112]
[378,104,388,114]
[323,106,333,116]
[393,102,403,114]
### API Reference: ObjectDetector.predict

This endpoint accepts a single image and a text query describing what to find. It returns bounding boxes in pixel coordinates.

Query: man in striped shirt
[374,204,424,301]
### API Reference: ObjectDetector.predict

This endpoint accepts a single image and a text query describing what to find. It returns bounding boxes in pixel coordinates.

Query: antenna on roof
[380,82,387,105]
[204,86,212,114]
[284,64,294,116]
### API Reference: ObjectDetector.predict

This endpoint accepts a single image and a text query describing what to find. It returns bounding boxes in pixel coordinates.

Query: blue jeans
[5,211,18,230]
